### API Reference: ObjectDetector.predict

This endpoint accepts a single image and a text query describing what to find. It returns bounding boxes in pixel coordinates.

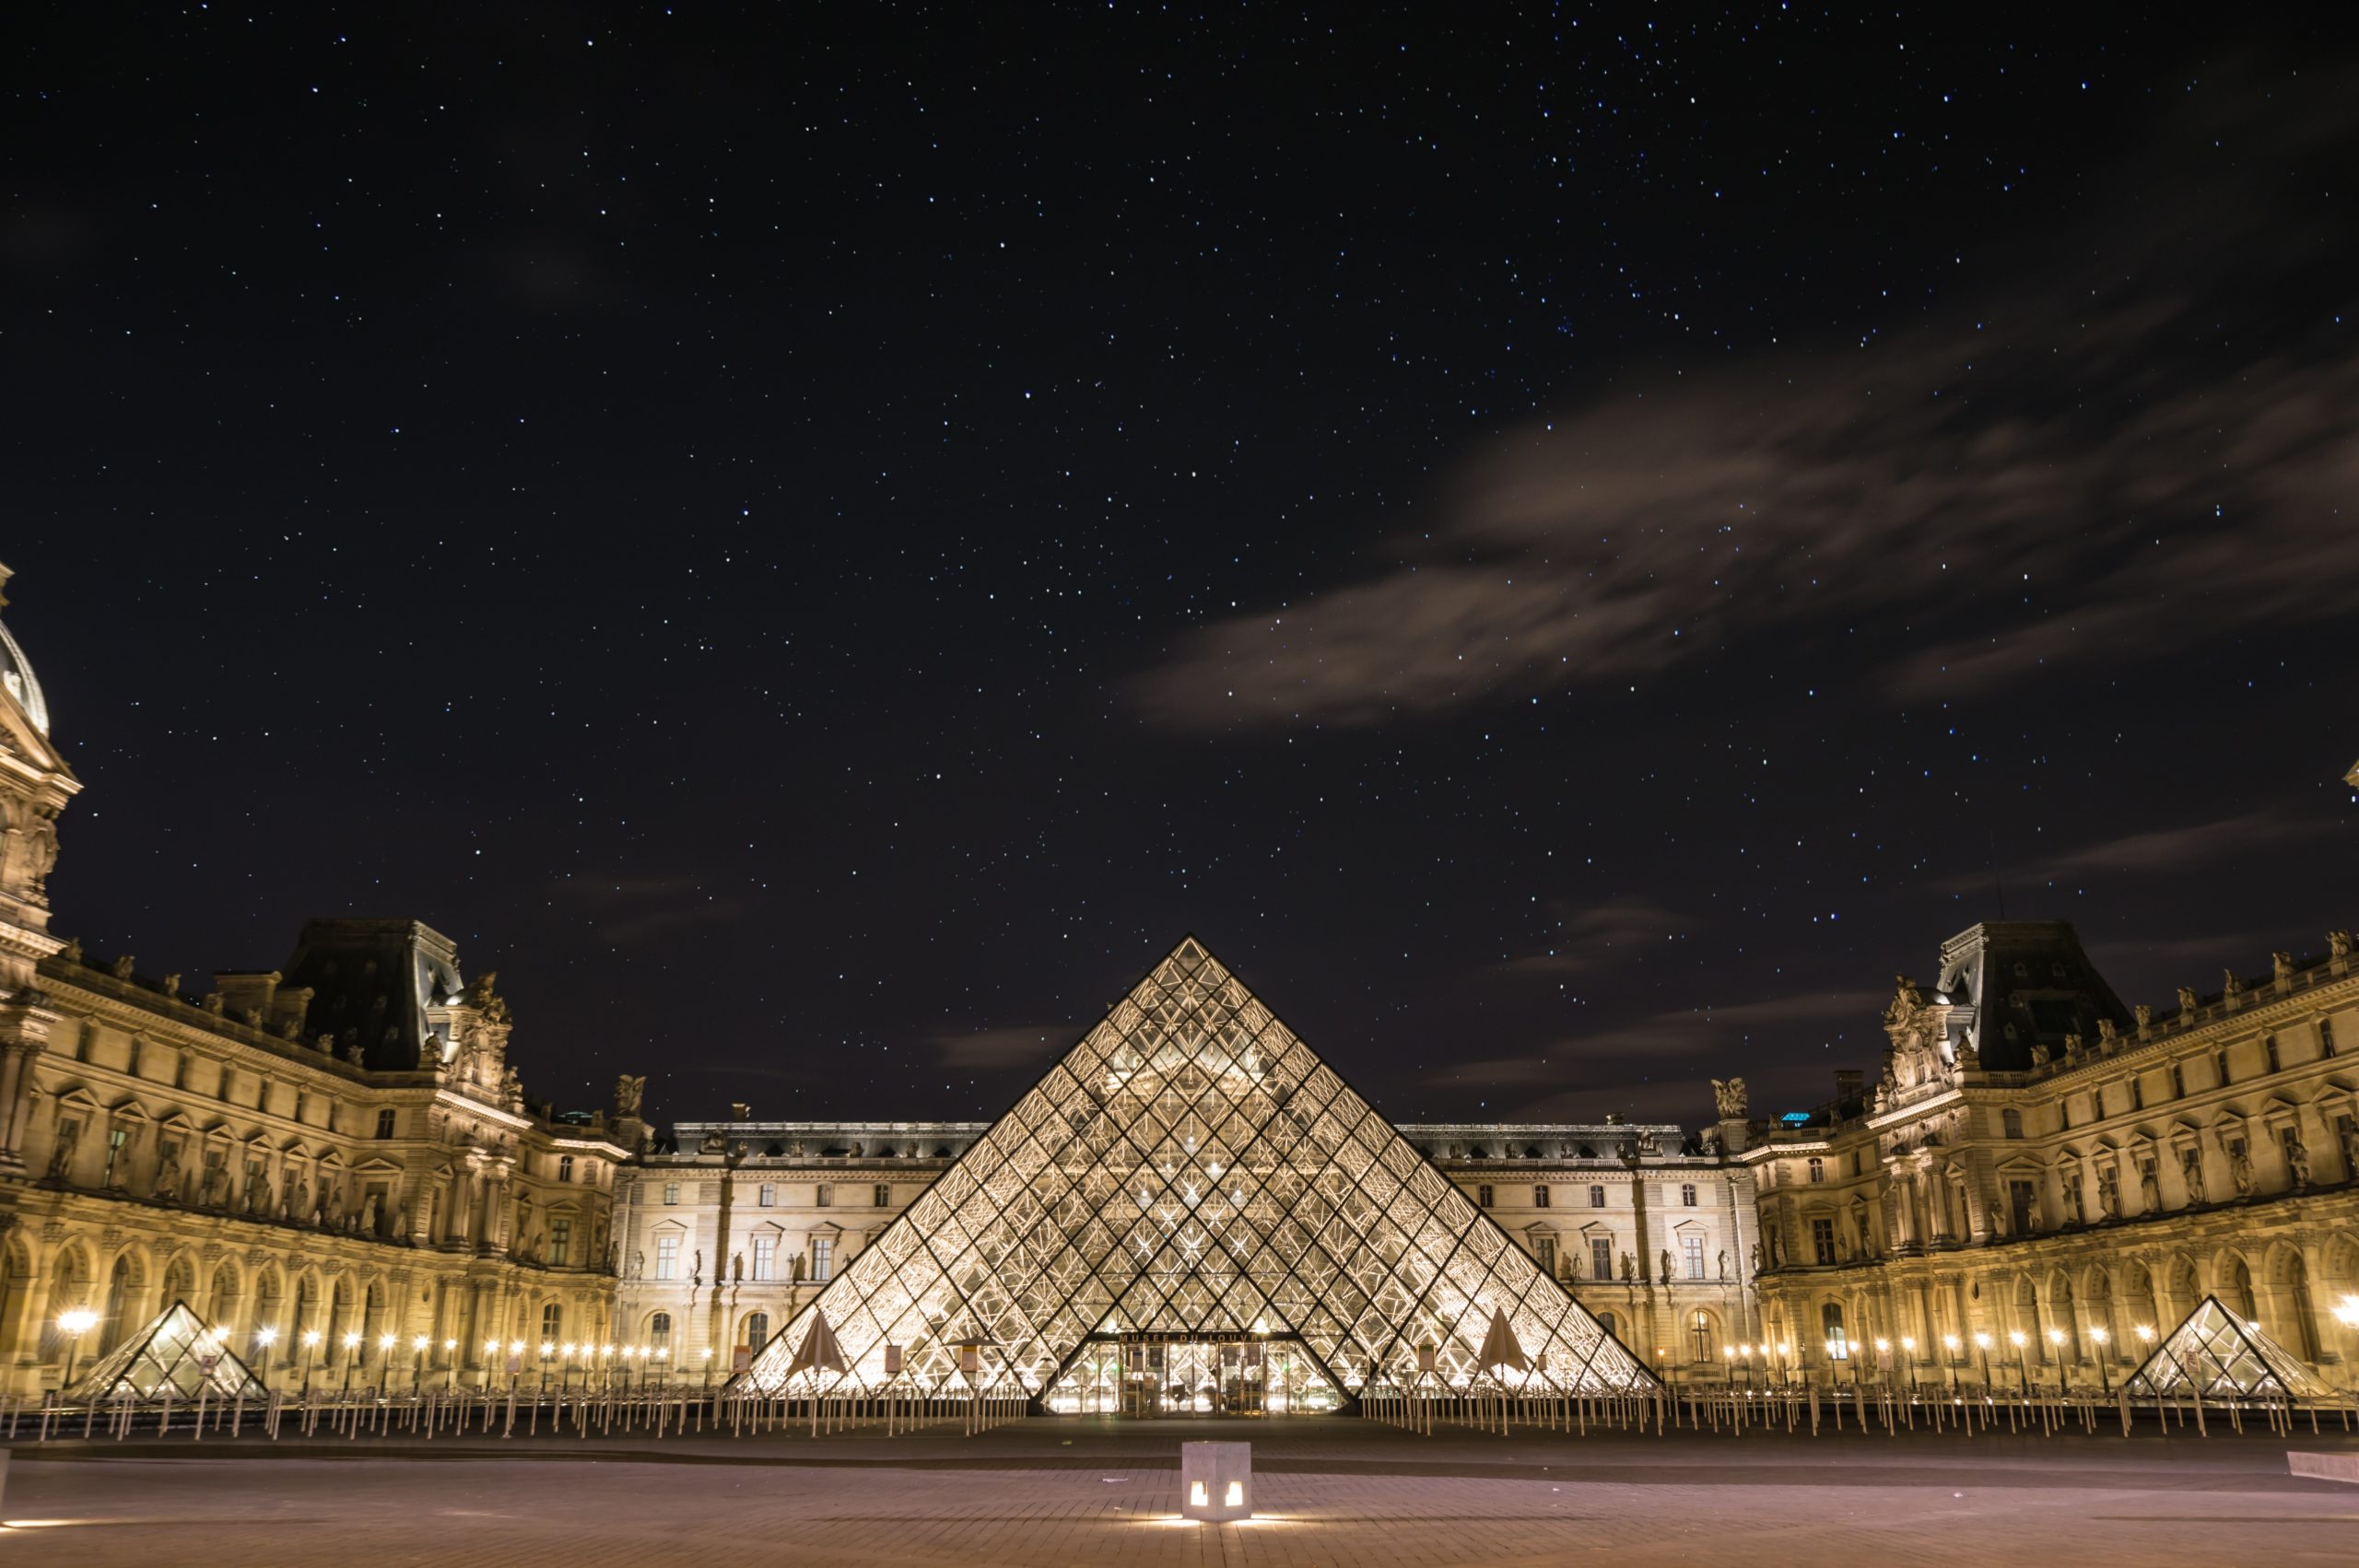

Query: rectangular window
[1533,1236,1556,1276]
[2130,1077,2144,1111]
[1811,1218,1837,1266]
[654,1235,680,1281]
[1476,1184,1494,1208]
[1807,1157,1825,1182]
[1533,1185,1549,1208]
[103,1128,128,1187]
[2216,1051,2231,1087]
[816,1184,833,1208]
[2322,1018,2338,1058]
[557,1155,574,1183]
[752,1235,776,1281]
[2001,1111,2024,1140]
[549,1219,571,1267]
[1589,1185,1606,1208]
[2262,1035,2280,1074]
[757,1183,776,1208]
[2170,1063,2186,1098]
[1682,1235,1706,1279]
[873,1184,890,1208]
[1680,1183,1698,1207]
[1590,1237,1615,1281]
[2008,1180,2037,1234]
[810,1236,832,1282]
[663,1182,680,1206]
[374,1109,397,1140]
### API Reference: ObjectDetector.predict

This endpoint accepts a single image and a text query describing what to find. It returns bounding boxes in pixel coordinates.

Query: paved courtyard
[6,1417,2356,1565]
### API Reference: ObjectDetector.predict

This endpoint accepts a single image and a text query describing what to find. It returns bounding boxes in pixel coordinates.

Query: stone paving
[6,1416,2357,1566]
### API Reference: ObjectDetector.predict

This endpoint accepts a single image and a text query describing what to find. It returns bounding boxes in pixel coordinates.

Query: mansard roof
[1938,920,2134,1072]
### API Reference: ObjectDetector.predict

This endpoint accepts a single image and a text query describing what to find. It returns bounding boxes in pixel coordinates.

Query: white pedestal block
[1180,1439,1251,1521]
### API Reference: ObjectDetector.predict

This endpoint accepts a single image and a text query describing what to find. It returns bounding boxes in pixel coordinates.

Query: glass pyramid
[738,938,1659,1405]
[65,1299,268,1403]
[2121,1294,2336,1402]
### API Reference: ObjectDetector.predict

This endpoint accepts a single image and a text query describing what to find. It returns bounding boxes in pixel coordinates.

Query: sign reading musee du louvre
[737,938,1657,1406]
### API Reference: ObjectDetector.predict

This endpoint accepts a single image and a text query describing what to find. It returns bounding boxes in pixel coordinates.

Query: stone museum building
[1,557,2353,1403]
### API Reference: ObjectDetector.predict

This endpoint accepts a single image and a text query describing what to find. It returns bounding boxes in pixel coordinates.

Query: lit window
[1807,1157,1825,1182]
[650,1312,672,1352]
[1821,1302,1848,1360]
[662,1182,680,1206]
[758,1183,777,1208]
[1682,1235,1705,1279]
[1688,1309,1715,1363]
[752,1235,776,1281]
[541,1303,562,1340]
[654,1235,680,1280]
[810,1236,832,1282]
[1680,1183,1698,1207]
[1533,1185,1549,1208]
[550,1219,571,1266]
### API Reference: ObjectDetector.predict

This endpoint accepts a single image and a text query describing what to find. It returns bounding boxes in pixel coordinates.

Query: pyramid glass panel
[737,938,1659,1406]
[2122,1294,2337,1402]
[65,1300,268,1404]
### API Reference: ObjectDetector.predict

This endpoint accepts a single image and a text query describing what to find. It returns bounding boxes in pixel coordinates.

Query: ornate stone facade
[1743,920,2359,1387]
[0,565,633,1393]
[616,1114,1763,1384]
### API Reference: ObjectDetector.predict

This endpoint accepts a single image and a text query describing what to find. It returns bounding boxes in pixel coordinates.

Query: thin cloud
[931,1024,1072,1071]
[1130,68,2359,730]
[1937,811,2317,893]
[1494,900,1684,977]
[1427,989,1884,1089]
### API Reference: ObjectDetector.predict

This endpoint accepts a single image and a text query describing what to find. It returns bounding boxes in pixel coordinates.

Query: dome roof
[0,616,49,735]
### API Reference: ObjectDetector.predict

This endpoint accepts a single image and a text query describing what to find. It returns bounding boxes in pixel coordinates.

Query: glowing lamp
[59,1307,100,1336]
[1179,1440,1252,1523]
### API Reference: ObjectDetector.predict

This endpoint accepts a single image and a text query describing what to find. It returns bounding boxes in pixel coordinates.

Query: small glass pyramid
[65,1299,268,1403]
[738,938,1659,1403]
[2121,1294,2335,1402]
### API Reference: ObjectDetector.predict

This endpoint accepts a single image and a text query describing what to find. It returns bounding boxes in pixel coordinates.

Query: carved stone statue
[1711,1078,1750,1119]
[2221,968,2245,1001]
[2229,1146,2254,1198]
[2139,1164,2161,1212]
[2287,1137,2312,1188]
[323,1182,345,1226]
[2134,1003,2154,1033]
[1750,1241,1764,1273]
[629,1249,644,1280]
[2029,1041,2051,1068]
[344,1040,366,1067]
[614,1075,646,1117]
[154,1141,183,1202]
[2177,986,2199,1013]
[360,1192,381,1234]
[1718,1248,1730,1281]
[468,970,511,1024]
[1619,1251,1635,1281]
[1660,1247,1673,1281]
[2097,1017,2120,1047]
[46,1117,83,1183]
[689,1248,702,1287]
[111,953,135,979]
[2272,951,2295,983]
[2330,930,2356,964]
[2182,1153,2207,1205]
[2097,1166,2120,1219]
[732,1251,745,1282]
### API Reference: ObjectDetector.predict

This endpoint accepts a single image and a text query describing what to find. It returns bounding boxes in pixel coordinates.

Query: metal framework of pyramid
[2121,1293,2337,1402]
[65,1299,268,1403]
[738,938,1658,1405]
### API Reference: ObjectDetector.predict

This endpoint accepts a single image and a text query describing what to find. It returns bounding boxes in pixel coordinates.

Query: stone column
[482,1157,515,1255]
[0,999,60,1167]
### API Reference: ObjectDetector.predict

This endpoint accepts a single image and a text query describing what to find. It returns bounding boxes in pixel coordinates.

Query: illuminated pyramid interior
[738,938,1658,1410]
[2121,1293,2336,1402]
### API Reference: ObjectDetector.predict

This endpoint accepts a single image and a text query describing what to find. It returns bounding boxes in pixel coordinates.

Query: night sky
[8,7,2354,1131]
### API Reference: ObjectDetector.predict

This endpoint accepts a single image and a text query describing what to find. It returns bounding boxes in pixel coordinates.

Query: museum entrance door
[1040,1331,1343,1416]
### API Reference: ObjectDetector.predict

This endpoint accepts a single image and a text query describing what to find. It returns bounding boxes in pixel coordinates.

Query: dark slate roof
[281,919,464,1071]
[1937,920,2133,1073]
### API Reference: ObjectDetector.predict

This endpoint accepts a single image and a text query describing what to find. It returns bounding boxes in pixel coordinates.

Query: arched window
[745,1311,770,1355]
[1688,1309,1716,1363]
[1820,1301,1848,1361]
[1597,1311,1618,1340]
[2001,1110,2024,1140]
[541,1302,562,1342]
[649,1311,673,1352]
